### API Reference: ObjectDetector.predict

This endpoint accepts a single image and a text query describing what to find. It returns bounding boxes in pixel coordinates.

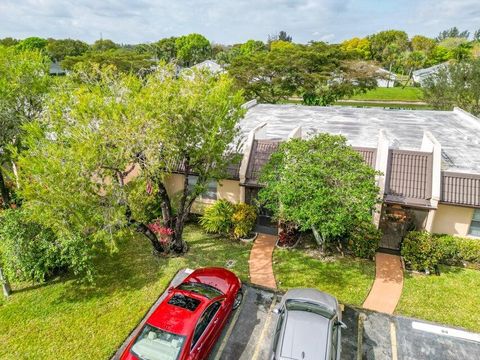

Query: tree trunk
[125,206,164,254]
[403,68,413,89]
[0,167,10,209]
[171,215,188,253]
[0,266,12,298]
[157,180,173,228]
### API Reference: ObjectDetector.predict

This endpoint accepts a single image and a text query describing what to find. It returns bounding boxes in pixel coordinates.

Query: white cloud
[0,0,479,44]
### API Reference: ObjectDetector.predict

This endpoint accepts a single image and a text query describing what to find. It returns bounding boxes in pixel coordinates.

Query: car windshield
[177,282,223,299]
[285,299,335,319]
[131,324,185,360]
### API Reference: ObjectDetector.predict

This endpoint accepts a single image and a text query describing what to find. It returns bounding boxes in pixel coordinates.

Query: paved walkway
[249,233,277,289]
[363,252,404,314]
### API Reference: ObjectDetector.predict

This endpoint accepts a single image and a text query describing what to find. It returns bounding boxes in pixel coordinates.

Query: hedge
[402,231,480,272]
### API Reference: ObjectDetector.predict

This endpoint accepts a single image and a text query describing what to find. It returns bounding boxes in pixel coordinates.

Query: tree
[17,64,245,258]
[411,35,436,53]
[175,33,211,66]
[268,30,293,43]
[400,50,427,87]
[46,38,89,61]
[151,37,177,62]
[258,134,379,250]
[0,46,51,208]
[239,40,266,55]
[61,49,156,74]
[16,37,48,51]
[341,37,371,59]
[474,29,480,42]
[91,39,119,52]
[368,30,409,63]
[0,37,18,47]
[423,59,480,115]
[436,27,470,41]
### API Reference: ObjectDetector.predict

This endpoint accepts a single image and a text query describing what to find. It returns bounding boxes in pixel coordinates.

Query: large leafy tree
[0,46,51,208]
[15,37,48,51]
[17,64,245,256]
[175,33,211,66]
[61,49,156,74]
[258,134,379,248]
[46,38,89,61]
[368,30,409,64]
[423,59,480,115]
[91,39,119,52]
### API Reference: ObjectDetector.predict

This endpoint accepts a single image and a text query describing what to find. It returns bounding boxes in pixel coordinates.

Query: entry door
[245,187,276,228]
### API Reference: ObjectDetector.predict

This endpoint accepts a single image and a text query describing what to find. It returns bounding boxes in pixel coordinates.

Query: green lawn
[334,101,433,110]
[0,224,251,360]
[349,87,424,102]
[273,238,375,306]
[396,265,480,332]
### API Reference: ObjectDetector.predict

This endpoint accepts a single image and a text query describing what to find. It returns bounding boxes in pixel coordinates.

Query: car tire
[233,289,243,310]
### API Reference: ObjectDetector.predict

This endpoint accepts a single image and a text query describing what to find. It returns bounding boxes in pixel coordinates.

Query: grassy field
[0,224,252,360]
[334,101,433,110]
[349,87,424,102]
[273,237,375,306]
[396,265,480,332]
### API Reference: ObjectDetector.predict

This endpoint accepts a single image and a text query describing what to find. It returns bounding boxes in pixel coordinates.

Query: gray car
[271,288,346,360]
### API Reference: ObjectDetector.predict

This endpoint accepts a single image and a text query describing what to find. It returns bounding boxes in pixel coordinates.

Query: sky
[1,0,480,45]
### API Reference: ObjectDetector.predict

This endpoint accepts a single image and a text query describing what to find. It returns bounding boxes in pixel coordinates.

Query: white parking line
[390,322,398,360]
[412,321,480,343]
[251,295,277,360]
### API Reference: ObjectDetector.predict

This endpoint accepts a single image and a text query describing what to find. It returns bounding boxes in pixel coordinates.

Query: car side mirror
[335,321,347,329]
[273,306,282,315]
[167,287,174,293]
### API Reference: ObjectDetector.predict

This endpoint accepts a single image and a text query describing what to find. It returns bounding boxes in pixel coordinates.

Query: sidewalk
[363,252,404,314]
[248,233,277,289]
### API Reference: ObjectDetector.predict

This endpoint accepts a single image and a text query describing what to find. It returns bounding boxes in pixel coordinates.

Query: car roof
[280,288,338,314]
[147,289,210,336]
[280,310,330,360]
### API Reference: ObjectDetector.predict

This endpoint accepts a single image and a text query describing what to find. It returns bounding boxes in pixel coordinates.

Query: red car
[120,267,243,360]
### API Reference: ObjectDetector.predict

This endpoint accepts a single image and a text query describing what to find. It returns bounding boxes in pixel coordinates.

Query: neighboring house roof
[412,63,448,85]
[377,68,397,79]
[49,62,66,76]
[190,60,225,74]
[170,157,241,181]
[244,139,281,186]
[240,104,480,173]
[441,172,480,207]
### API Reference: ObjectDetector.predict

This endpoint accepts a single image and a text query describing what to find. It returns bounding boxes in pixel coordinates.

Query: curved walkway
[363,252,404,314]
[249,233,277,289]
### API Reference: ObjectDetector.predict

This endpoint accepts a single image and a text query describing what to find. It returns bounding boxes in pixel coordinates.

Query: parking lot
[114,270,480,360]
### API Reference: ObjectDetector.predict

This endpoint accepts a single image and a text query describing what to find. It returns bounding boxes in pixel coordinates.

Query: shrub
[433,234,480,265]
[348,221,381,260]
[0,209,64,282]
[199,200,235,234]
[232,203,257,238]
[401,231,441,272]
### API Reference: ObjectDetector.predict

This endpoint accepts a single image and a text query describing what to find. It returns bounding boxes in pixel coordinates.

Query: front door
[245,187,277,234]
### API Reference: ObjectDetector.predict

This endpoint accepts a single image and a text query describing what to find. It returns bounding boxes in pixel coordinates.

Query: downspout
[373,130,390,228]
[421,131,442,232]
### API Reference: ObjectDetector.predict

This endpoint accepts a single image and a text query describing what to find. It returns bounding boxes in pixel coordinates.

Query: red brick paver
[363,252,404,314]
[249,233,277,289]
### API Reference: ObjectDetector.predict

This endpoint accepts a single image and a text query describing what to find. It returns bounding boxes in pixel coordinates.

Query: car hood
[280,310,329,360]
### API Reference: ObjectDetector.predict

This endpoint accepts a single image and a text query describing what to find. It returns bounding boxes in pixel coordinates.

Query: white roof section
[240,104,480,173]
[191,60,225,74]
[413,63,448,85]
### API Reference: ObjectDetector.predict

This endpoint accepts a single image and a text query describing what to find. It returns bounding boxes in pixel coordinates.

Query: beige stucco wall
[163,174,242,215]
[431,204,475,236]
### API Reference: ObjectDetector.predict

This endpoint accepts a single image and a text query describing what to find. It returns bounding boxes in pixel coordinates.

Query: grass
[349,87,424,102]
[0,224,251,360]
[334,101,433,110]
[396,265,480,332]
[273,236,375,306]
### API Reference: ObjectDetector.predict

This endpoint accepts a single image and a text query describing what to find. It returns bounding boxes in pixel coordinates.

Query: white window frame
[468,209,480,237]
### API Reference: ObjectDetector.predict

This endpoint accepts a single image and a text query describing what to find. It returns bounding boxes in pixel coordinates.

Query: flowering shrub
[232,203,257,238]
[278,221,299,247]
[147,220,174,244]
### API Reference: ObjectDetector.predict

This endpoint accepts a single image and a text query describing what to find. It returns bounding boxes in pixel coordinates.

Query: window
[131,324,185,360]
[469,209,480,237]
[187,175,217,200]
[191,301,221,349]
[177,282,223,299]
[168,294,201,311]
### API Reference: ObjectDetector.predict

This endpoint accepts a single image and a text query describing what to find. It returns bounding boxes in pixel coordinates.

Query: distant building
[49,62,67,76]
[190,60,225,74]
[376,68,397,88]
[412,63,448,87]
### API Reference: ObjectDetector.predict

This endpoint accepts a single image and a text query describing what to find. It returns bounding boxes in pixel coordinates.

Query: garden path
[363,252,404,314]
[248,233,277,289]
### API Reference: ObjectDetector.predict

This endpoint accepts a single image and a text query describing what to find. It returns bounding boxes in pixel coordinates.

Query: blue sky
[1,0,479,44]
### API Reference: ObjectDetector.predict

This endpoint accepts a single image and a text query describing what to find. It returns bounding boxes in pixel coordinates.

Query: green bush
[348,222,381,260]
[0,209,64,282]
[199,200,235,234]
[232,203,257,238]
[401,231,441,272]
[433,234,480,264]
